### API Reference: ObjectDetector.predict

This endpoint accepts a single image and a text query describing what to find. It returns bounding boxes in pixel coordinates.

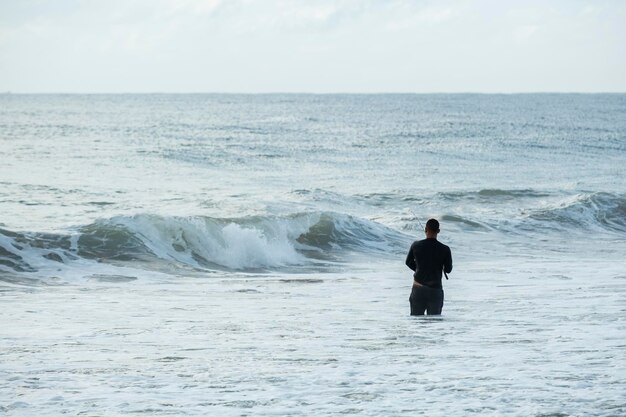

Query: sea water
[1,94,625,416]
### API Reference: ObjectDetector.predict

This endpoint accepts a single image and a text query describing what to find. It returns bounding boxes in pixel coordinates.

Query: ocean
[1,93,625,416]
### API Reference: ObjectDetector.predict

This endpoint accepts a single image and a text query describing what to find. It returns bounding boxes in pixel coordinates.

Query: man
[405,218,453,316]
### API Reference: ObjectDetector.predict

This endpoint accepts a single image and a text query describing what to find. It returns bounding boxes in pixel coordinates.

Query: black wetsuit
[405,238,453,315]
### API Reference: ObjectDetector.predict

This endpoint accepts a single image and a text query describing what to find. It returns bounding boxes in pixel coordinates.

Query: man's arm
[444,246,453,274]
[405,244,416,271]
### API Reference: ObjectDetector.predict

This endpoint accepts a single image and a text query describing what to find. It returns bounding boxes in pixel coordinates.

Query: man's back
[405,238,452,289]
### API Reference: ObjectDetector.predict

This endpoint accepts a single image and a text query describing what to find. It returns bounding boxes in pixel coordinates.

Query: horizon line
[2,91,625,95]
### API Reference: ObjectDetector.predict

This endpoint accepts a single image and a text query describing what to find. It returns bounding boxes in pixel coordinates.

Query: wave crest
[527,192,626,232]
[0,212,407,275]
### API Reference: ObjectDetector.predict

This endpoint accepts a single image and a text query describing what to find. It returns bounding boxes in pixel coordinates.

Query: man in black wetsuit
[405,218,453,315]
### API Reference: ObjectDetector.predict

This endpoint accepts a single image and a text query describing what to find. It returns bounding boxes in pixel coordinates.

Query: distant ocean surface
[1,94,625,416]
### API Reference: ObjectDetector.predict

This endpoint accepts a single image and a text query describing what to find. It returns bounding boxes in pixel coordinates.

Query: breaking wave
[433,192,626,233]
[0,212,408,276]
[2,193,623,280]
[524,192,626,232]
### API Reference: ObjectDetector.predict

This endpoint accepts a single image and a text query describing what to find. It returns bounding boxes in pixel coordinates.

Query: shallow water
[2,258,625,416]
[1,94,625,415]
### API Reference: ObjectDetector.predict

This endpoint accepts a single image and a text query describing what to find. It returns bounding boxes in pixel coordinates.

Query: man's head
[425,218,440,238]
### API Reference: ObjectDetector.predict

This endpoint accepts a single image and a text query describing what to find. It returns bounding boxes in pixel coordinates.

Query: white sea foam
[113,214,311,270]
[2,257,625,416]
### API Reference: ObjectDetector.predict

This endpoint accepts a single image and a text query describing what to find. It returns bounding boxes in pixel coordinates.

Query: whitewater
[1,94,625,416]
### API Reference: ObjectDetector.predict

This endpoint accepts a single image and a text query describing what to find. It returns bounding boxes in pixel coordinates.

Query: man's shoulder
[437,240,451,252]
[413,239,451,251]
[409,240,422,252]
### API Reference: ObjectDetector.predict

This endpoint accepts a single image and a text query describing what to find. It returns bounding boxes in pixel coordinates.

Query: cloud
[0,0,625,92]
[513,24,538,43]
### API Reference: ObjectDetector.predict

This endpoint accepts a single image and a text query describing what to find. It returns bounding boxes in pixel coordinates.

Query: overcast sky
[1,0,624,93]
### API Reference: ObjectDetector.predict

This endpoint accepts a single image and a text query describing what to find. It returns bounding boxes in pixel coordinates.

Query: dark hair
[425,218,440,233]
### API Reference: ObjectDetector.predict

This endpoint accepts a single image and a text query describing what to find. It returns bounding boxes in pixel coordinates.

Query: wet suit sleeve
[405,243,416,271]
[444,246,452,274]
